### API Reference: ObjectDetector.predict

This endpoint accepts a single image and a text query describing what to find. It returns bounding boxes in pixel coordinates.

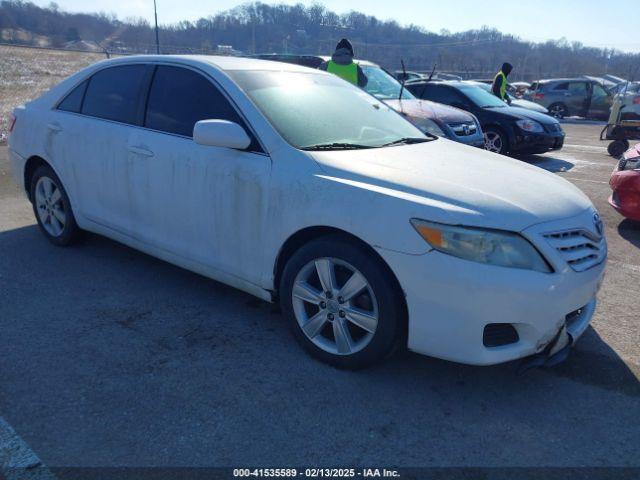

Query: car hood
[491,105,558,124]
[308,139,591,232]
[512,98,549,113]
[384,98,475,124]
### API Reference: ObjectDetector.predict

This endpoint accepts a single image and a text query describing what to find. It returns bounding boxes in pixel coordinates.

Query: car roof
[248,53,380,68]
[93,54,322,73]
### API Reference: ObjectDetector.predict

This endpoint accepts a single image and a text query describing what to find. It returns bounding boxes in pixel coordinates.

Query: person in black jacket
[492,63,513,105]
[319,39,368,88]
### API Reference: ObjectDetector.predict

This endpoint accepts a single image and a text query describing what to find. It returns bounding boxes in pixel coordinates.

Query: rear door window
[82,65,149,124]
[145,65,249,139]
[568,82,588,95]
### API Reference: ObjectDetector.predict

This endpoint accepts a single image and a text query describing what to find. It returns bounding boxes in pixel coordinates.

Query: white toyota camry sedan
[8,55,607,369]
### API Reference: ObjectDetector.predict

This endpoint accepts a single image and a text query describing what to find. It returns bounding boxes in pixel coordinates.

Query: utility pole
[153,0,160,54]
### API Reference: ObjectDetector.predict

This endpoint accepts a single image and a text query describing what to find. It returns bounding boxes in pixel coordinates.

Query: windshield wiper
[300,142,375,151]
[380,137,433,147]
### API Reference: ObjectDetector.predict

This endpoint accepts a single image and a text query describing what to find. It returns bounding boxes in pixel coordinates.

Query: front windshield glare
[459,85,507,108]
[229,70,428,149]
[361,65,416,100]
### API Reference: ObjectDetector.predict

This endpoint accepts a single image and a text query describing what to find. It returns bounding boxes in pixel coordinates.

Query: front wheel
[30,165,81,246]
[607,140,629,157]
[484,128,508,154]
[279,235,405,369]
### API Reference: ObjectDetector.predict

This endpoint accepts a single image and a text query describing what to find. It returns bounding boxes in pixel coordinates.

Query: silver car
[525,78,613,119]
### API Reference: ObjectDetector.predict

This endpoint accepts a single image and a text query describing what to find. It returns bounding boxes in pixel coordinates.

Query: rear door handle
[128,145,155,157]
[47,123,63,133]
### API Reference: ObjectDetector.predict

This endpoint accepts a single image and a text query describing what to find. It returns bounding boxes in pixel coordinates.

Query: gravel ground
[0,125,638,473]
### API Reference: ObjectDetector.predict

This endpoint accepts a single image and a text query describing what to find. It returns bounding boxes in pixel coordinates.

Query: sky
[34,0,640,53]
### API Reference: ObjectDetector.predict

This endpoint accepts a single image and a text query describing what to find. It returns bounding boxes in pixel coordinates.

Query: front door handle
[47,123,63,133]
[128,145,155,157]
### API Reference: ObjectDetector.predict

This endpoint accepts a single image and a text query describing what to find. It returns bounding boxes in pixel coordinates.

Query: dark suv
[407,80,565,155]
[524,78,613,119]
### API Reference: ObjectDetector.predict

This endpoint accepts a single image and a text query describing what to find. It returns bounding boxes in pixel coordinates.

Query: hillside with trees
[1,0,639,80]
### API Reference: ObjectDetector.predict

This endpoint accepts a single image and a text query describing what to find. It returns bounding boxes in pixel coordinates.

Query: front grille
[449,122,477,137]
[483,324,519,347]
[544,123,563,133]
[544,229,606,272]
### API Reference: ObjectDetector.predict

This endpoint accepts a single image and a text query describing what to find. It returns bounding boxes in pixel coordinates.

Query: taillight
[633,96,640,105]
[8,113,16,133]
[533,92,544,100]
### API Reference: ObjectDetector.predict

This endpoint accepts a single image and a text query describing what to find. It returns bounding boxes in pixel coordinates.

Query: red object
[609,144,640,221]
[8,113,16,134]
[633,96,640,105]
[533,92,545,100]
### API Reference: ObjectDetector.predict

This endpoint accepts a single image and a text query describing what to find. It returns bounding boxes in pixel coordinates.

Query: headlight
[516,119,544,133]
[410,219,551,272]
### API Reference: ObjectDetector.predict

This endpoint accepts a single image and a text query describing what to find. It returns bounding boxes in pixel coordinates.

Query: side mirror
[193,120,251,150]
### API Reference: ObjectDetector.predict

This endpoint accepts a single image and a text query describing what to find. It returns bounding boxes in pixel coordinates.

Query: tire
[607,140,629,157]
[279,234,405,369]
[30,165,81,246]
[548,103,569,119]
[483,127,508,155]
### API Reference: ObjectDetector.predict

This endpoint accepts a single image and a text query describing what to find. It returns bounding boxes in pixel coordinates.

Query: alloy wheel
[484,131,503,153]
[34,176,66,237]
[549,104,566,119]
[291,257,379,356]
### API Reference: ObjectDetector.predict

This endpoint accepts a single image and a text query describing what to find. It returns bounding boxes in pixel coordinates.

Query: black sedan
[406,80,565,155]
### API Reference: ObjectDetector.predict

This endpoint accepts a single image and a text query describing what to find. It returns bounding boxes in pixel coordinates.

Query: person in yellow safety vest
[319,38,368,88]
[492,62,513,105]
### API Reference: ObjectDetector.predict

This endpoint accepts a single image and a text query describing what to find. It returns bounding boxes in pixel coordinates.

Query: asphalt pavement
[0,124,638,472]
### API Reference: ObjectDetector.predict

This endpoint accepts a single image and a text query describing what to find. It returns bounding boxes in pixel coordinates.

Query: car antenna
[399,59,407,101]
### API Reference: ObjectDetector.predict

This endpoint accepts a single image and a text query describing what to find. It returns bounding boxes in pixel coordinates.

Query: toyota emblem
[593,212,604,237]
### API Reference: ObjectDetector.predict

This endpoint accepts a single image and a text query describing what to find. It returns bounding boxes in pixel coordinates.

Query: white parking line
[563,144,607,152]
[0,416,55,480]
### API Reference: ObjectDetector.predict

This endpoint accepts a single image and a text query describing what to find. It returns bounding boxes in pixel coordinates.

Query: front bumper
[377,211,606,366]
[511,130,565,154]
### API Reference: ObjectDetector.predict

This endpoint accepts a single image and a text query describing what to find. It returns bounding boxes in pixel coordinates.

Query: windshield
[229,70,429,149]
[473,82,513,101]
[361,65,416,100]
[458,85,507,108]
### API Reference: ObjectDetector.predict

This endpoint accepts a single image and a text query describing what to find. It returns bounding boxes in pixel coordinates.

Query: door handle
[128,145,155,157]
[47,123,63,133]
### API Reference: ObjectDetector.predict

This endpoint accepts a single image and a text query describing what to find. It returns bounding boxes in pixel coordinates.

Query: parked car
[466,81,549,114]
[394,70,424,82]
[8,55,606,369]
[525,78,613,119]
[252,54,485,147]
[609,143,640,221]
[407,80,565,155]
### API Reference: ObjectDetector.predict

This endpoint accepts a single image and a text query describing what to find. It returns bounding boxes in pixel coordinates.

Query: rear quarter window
[57,80,88,113]
[82,64,149,124]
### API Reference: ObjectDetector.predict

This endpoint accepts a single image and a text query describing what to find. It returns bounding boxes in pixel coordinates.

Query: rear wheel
[279,235,404,369]
[607,140,629,157]
[30,165,80,246]
[548,103,568,119]
[483,127,508,154]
